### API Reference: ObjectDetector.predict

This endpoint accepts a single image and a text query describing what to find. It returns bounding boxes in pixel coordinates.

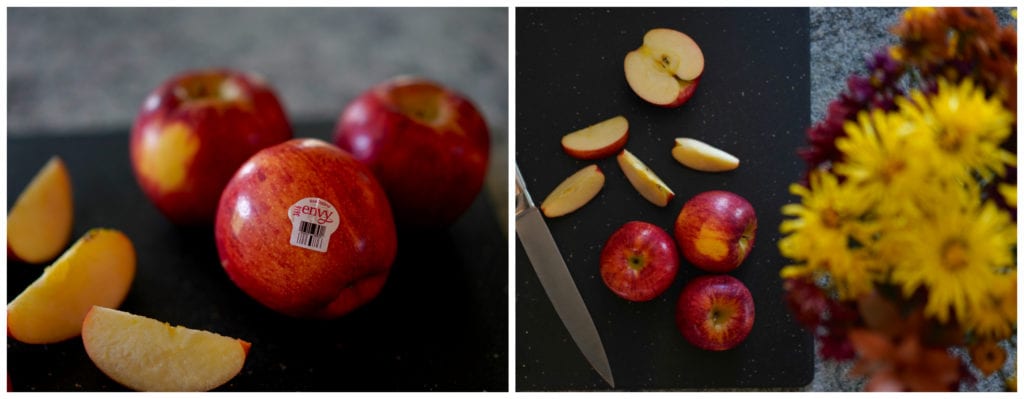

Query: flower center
[941,239,969,272]
[937,127,964,152]
[821,208,841,229]
[881,158,906,183]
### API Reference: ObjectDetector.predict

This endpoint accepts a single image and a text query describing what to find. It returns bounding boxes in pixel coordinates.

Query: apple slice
[7,156,74,264]
[540,164,605,218]
[561,116,629,160]
[82,306,251,392]
[672,137,740,172]
[624,28,704,108]
[617,149,675,207]
[7,229,136,344]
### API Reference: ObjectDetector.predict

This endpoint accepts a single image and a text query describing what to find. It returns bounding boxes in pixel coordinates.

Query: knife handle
[514,164,535,216]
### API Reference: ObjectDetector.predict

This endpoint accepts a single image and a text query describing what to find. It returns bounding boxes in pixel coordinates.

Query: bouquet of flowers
[779,7,1017,391]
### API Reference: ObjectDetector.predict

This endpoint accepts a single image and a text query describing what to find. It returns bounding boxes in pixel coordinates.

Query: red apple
[600,221,679,302]
[333,77,490,228]
[214,138,397,319]
[130,68,293,225]
[674,190,757,273]
[676,274,755,351]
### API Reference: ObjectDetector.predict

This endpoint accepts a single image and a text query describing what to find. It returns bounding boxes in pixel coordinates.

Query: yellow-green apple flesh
[676,275,755,351]
[130,69,292,225]
[540,164,605,218]
[333,77,490,228]
[672,138,740,172]
[617,149,675,207]
[600,221,679,302]
[624,28,704,108]
[561,116,629,160]
[215,139,397,319]
[675,191,757,273]
[7,156,73,264]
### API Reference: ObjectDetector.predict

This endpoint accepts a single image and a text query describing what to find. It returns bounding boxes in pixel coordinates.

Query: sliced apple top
[82,306,250,392]
[624,28,705,107]
[7,228,136,344]
[617,149,675,207]
[541,164,605,218]
[642,28,704,81]
[672,137,740,172]
[7,156,74,264]
[561,116,629,160]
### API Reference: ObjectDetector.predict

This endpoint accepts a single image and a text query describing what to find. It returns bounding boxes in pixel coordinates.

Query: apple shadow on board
[5,118,508,391]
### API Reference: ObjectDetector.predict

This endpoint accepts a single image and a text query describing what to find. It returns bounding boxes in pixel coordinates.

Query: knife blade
[515,165,614,388]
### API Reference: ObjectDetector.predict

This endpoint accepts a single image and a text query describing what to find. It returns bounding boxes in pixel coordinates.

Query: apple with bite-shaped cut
[540,164,605,218]
[82,306,250,391]
[672,137,739,172]
[130,68,292,225]
[600,221,679,302]
[7,156,73,264]
[617,149,675,207]
[215,139,397,319]
[561,116,629,160]
[334,77,490,228]
[675,190,757,273]
[624,28,704,108]
[7,229,136,344]
[676,274,755,351]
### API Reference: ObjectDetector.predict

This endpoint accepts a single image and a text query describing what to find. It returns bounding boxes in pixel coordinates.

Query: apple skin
[674,190,757,273]
[130,69,293,225]
[676,274,755,351]
[600,221,679,302]
[214,138,397,319]
[657,77,700,109]
[333,77,490,228]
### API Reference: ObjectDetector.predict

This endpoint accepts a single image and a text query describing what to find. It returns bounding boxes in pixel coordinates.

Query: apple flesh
[131,68,293,225]
[617,149,675,207]
[675,191,757,273]
[7,229,136,344]
[82,306,250,391]
[624,28,704,108]
[561,115,629,160]
[215,138,397,319]
[600,221,679,302]
[334,77,490,228]
[540,164,605,218]
[7,156,73,264]
[676,275,755,351]
[672,137,740,172]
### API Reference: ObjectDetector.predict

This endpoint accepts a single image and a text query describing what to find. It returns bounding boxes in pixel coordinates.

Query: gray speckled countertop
[5,6,1016,392]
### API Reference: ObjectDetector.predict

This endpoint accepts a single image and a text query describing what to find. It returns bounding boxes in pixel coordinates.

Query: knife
[515,165,615,388]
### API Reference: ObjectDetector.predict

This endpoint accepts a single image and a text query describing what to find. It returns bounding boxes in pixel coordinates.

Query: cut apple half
[617,149,675,207]
[7,156,74,264]
[82,306,251,392]
[672,137,740,172]
[540,164,605,218]
[561,116,629,160]
[7,228,136,344]
[625,28,704,108]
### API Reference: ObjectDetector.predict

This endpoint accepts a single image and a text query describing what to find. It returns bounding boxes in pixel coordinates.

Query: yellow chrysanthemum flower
[897,79,1016,181]
[965,270,1017,340]
[891,198,1016,324]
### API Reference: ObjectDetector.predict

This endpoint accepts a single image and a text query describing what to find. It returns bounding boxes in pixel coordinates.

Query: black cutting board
[516,8,814,390]
[6,121,507,391]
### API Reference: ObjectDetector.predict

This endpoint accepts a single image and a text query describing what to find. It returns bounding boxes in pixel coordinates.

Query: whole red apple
[130,68,292,225]
[600,221,679,302]
[676,274,755,351]
[214,138,397,319]
[674,190,757,273]
[333,77,490,228]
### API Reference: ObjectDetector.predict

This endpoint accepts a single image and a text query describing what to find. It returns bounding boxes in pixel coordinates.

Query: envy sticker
[288,197,340,252]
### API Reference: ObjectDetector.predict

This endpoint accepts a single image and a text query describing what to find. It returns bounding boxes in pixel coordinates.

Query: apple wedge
[624,28,704,108]
[7,156,74,264]
[672,137,740,172]
[617,149,675,207]
[561,116,629,160]
[7,229,136,344]
[82,306,251,392]
[540,164,605,218]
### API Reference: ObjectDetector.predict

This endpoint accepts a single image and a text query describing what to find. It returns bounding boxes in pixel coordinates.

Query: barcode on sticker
[294,221,327,250]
